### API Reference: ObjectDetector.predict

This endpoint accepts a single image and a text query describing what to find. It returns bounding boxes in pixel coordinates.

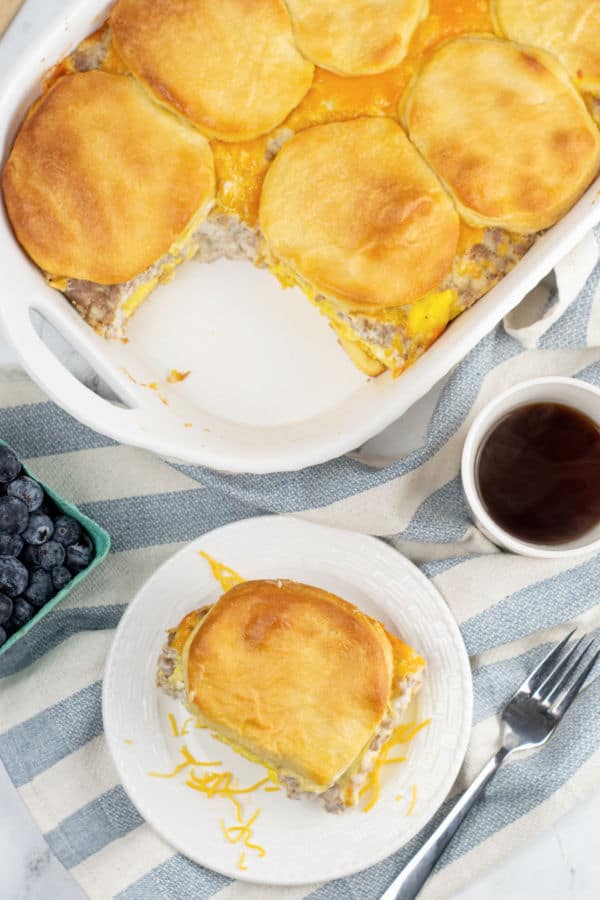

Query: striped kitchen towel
[0,229,599,900]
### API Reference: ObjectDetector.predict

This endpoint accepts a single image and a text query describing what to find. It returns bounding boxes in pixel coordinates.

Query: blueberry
[23,568,53,607]
[53,515,81,547]
[7,476,44,511]
[51,565,72,591]
[23,513,54,545]
[0,533,24,556]
[66,535,93,574]
[0,496,29,534]
[0,556,29,597]
[39,497,58,518]
[0,446,21,484]
[0,593,13,625]
[10,597,35,628]
[20,543,42,568]
[37,540,65,570]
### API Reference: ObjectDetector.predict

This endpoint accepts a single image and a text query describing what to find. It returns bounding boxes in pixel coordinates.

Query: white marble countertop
[1,3,599,898]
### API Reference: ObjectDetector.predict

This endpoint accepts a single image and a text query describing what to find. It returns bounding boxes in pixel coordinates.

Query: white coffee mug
[461,376,600,558]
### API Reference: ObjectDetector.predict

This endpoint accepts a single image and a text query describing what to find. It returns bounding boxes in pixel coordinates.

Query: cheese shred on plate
[359,718,430,813]
[198,550,244,592]
[149,734,271,866]
[148,744,222,778]
[407,783,418,817]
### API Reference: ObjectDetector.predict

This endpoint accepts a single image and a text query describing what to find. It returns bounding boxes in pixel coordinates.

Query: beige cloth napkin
[0,0,24,37]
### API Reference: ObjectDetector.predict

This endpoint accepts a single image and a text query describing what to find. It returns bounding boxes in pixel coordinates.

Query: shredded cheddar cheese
[121,277,161,317]
[359,761,384,813]
[187,771,239,820]
[148,744,221,778]
[221,810,266,859]
[243,834,267,857]
[207,732,283,788]
[122,370,169,405]
[167,369,191,383]
[185,769,270,817]
[359,719,430,813]
[390,719,431,746]
[150,715,274,869]
[168,713,195,738]
[198,551,245,592]
[407,784,418,817]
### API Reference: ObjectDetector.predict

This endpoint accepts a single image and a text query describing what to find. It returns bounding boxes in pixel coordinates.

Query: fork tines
[525,630,599,718]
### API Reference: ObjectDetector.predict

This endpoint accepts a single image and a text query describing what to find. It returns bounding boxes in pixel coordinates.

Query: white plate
[102,516,472,885]
[2,0,600,473]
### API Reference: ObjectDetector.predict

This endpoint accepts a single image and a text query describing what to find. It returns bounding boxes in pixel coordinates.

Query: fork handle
[380,746,510,900]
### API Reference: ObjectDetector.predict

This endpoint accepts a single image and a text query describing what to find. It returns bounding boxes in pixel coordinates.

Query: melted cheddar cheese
[211,0,493,226]
[208,2,496,374]
[44,25,127,89]
[42,0,509,377]
[49,4,493,228]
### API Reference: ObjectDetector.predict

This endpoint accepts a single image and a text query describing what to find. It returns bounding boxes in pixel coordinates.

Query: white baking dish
[2,0,600,474]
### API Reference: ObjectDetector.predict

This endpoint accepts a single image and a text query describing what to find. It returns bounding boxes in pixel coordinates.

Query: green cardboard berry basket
[0,439,111,656]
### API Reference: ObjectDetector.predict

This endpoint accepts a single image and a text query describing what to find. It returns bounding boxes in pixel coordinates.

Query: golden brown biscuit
[284,0,428,75]
[110,0,314,141]
[492,0,600,95]
[158,579,426,808]
[259,117,460,310]
[183,580,394,789]
[2,70,215,284]
[402,37,600,234]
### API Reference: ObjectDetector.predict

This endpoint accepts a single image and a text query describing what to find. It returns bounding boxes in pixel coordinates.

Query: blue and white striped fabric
[1,229,600,900]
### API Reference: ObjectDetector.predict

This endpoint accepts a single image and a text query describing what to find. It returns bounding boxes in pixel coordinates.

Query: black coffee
[475,402,600,545]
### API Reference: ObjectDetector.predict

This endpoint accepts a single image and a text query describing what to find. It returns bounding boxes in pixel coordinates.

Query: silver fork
[380,630,599,900]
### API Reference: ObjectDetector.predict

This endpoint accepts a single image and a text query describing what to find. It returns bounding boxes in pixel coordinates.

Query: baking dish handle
[1,294,140,438]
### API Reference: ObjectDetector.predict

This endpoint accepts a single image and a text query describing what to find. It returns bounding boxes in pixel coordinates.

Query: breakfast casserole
[2,0,600,377]
[156,579,426,812]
